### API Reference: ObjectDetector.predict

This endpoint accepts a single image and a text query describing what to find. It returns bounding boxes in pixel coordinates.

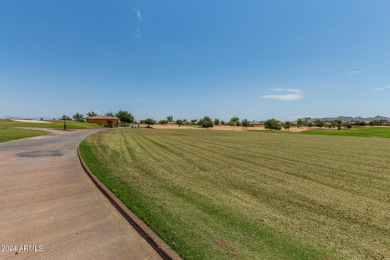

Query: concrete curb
[77,148,181,260]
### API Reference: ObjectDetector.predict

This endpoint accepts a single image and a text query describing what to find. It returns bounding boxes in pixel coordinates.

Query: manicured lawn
[0,119,103,129]
[0,127,49,142]
[300,126,390,138]
[80,129,390,259]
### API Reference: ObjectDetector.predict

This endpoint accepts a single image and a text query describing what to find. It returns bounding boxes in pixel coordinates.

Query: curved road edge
[77,147,181,260]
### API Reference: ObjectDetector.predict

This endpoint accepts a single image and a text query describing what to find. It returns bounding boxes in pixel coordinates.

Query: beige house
[86,116,119,128]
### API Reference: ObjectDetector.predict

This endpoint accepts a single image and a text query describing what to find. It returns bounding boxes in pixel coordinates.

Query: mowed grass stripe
[157,129,390,178]
[154,131,388,256]
[80,129,390,259]
[136,132,386,223]
[119,131,390,256]
[183,130,390,173]
[144,131,390,237]
[158,131,390,198]
[155,131,389,207]
[82,131,326,259]
[168,131,390,181]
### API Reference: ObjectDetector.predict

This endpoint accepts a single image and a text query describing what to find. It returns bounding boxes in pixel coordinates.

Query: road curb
[77,148,181,260]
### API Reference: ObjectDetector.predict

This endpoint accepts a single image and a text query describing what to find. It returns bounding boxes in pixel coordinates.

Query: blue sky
[1,0,389,121]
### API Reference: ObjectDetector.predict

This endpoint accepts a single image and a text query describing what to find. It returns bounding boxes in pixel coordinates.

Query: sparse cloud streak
[134,9,142,21]
[349,69,365,75]
[133,9,142,38]
[135,27,141,38]
[375,85,390,91]
[261,88,303,101]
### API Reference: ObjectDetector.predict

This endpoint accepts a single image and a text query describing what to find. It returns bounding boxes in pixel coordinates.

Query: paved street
[0,129,161,259]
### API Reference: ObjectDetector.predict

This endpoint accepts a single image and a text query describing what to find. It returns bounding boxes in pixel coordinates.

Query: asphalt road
[0,128,161,260]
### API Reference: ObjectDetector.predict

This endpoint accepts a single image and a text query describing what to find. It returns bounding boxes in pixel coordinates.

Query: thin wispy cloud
[261,88,303,101]
[134,9,142,21]
[349,69,365,75]
[375,85,390,91]
[135,27,141,38]
[133,9,142,38]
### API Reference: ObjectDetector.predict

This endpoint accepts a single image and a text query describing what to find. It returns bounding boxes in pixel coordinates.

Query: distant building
[86,116,119,128]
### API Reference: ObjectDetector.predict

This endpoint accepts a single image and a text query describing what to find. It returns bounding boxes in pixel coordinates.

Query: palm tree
[87,111,98,117]
[72,113,84,122]
[105,112,114,117]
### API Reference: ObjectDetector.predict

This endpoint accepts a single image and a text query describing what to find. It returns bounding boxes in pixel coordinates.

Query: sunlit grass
[80,129,390,259]
[0,119,102,129]
[0,127,48,142]
[300,126,390,138]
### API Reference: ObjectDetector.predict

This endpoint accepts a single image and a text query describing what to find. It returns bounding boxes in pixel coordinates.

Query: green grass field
[300,126,390,138]
[0,119,103,129]
[80,129,390,259]
[0,126,49,142]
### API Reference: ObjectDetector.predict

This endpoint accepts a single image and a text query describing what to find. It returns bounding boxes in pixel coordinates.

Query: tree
[159,120,168,125]
[345,122,353,129]
[314,120,324,128]
[283,121,292,131]
[167,116,173,122]
[334,120,342,130]
[230,117,240,126]
[116,110,134,124]
[220,120,225,125]
[214,118,220,125]
[87,111,97,117]
[199,116,209,125]
[297,118,304,128]
[241,119,250,129]
[228,121,236,126]
[105,112,114,117]
[191,119,197,123]
[264,119,281,130]
[176,119,183,126]
[230,117,239,123]
[72,113,85,122]
[370,120,384,126]
[143,118,155,127]
[200,116,213,128]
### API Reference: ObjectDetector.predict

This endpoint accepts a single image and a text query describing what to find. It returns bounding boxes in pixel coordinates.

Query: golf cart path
[0,129,161,259]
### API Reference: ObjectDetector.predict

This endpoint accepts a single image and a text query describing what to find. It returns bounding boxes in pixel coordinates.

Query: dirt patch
[214,239,239,257]
[285,126,311,132]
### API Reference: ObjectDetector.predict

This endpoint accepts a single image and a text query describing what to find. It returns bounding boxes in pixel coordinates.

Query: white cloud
[375,85,390,91]
[134,9,142,21]
[261,89,303,101]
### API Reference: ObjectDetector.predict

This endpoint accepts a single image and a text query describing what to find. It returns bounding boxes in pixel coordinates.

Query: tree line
[63,111,389,130]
